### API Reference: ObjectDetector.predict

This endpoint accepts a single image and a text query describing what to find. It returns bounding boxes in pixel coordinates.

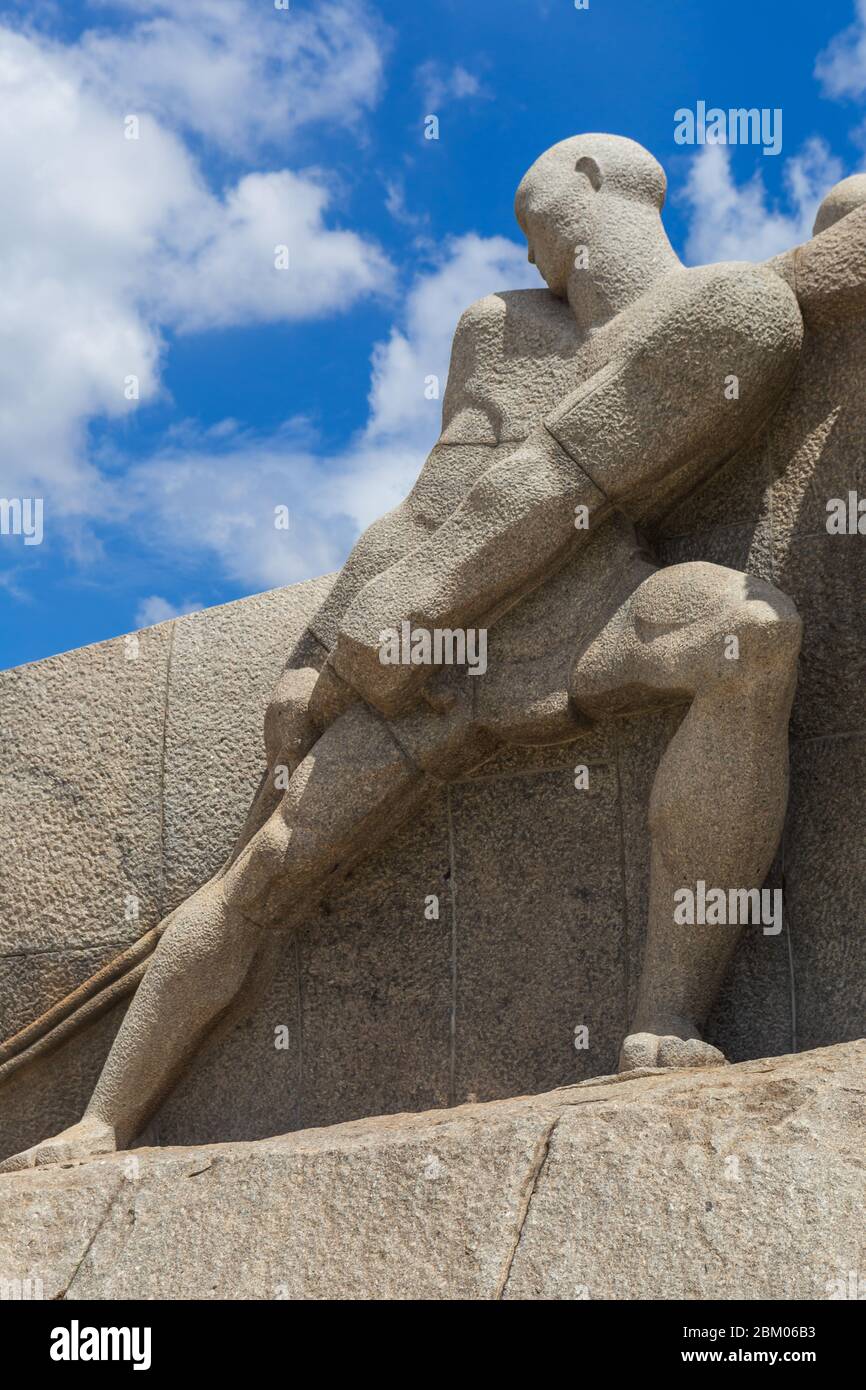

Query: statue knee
[570,564,801,715]
[713,580,802,693]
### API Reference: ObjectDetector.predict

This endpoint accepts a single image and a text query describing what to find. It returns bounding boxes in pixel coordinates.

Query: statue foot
[618,1019,727,1073]
[0,1117,117,1174]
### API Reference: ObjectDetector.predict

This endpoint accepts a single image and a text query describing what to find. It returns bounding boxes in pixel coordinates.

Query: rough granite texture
[1,140,865,1153]
[0,509,864,1154]
[0,1041,861,1300]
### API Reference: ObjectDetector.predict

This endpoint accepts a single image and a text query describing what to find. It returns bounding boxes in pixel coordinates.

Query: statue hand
[327,574,437,718]
[327,630,431,717]
[263,666,320,770]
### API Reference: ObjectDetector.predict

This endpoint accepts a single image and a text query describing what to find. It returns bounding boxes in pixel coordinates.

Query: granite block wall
[1,310,864,1154]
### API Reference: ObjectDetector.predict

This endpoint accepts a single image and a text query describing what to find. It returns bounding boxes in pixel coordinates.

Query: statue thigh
[568,560,802,720]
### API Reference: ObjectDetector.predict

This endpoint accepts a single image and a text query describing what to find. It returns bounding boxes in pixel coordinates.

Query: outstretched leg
[1,688,487,1169]
[571,561,801,1071]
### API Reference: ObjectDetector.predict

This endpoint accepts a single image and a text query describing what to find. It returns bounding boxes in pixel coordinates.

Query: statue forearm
[276,500,424,696]
[326,265,803,716]
[305,495,439,656]
[326,428,607,715]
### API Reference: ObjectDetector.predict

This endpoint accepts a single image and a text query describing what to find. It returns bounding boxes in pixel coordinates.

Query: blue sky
[2,0,866,669]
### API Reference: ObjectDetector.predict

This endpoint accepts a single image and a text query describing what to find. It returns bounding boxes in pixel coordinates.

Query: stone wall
[1,1043,862,1300]
[1,299,865,1158]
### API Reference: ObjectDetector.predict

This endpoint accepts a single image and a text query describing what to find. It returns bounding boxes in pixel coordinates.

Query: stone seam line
[446,785,459,1110]
[58,1172,126,1300]
[494,1114,560,1300]
[157,618,178,923]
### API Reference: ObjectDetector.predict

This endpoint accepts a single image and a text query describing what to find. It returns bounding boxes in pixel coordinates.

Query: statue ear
[575,155,602,192]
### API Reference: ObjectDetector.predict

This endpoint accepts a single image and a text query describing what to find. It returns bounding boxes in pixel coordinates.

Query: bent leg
[223,662,325,875]
[571,562,801,1071]
[0,689,489,1169]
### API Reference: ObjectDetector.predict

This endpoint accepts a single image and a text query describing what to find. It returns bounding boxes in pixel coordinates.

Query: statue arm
[327,264,803,717]
[287,295,502,674]
[767,202,866,331]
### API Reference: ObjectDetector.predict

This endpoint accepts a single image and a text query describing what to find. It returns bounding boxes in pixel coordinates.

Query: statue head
[812,173,866,236]
[515,134,677,321]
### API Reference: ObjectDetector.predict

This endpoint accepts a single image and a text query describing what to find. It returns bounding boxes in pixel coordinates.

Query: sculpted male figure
[1,134,807,1170]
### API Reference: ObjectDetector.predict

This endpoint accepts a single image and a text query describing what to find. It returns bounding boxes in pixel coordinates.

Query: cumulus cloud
[151,170,391,333]
[121,235,543,592]
[0,0,624,646]
[123,426,344,592]
[0,0,544,625]
[679,139,844,265]
[815,0,866,99]
[0,16,392,512]
[78,0,388,156]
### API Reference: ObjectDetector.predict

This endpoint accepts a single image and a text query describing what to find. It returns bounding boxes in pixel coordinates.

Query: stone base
[0,1040,863,1301]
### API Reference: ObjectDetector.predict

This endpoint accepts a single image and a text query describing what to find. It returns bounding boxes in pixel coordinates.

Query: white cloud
[0,2,542,618]
[0,18,392,512]
[151,170,392,333]
[120,236,543,592]
[0,0,618,633]
[384,178,428,230]
[815,0,866,99]
[77,0,388,157]
[124,428,345,592]
[415,61,489,112]
[135,594,201,627]
[679,139,844,265]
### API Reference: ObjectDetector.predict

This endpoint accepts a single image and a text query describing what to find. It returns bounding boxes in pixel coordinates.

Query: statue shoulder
[450,287,566,350]
[666,259,800,320]
[626,261,803,365]
[767,204,866,330]
[442,289,578,443]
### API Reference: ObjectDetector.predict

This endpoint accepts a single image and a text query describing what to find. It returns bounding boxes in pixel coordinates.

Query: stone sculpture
[8,129,861,1172]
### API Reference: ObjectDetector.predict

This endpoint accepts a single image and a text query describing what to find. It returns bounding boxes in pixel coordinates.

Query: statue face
[515,157,598,299]
[514,136,668,307]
